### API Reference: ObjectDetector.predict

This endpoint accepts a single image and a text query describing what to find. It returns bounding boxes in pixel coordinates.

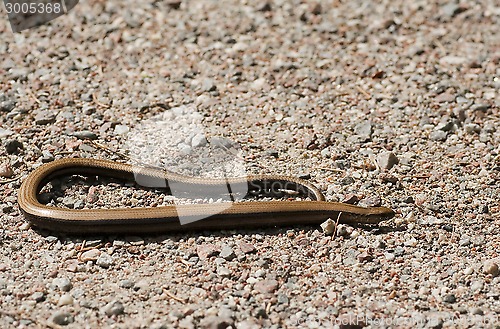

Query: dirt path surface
[1,0,499,328]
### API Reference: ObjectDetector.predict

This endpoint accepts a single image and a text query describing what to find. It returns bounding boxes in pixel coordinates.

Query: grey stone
[376,151,399,170]
[219,245,236,260]
[191,133,208,148]
[254,279,279,293]
[53,277,72,292]
[0,128,14,139]
[96,253,113,268]
[103,300,125,316]
[430,130,447,141]
[354,121,373,140]
[41,150,54,163]
[4,139,23,154]
[50,311,74,326]
[0,100,16,112]
[35,111,56,125]
[32,291,45,302]
[72,131,98,140]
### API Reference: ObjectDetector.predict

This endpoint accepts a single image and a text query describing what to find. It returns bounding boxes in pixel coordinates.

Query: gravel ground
[1,0,499,328]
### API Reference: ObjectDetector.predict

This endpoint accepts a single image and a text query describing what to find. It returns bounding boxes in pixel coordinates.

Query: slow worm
[18,158,395,234]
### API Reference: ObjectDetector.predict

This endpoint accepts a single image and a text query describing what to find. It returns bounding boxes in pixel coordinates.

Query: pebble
[238,242,256,254]
[196,244,220,260]
[35,111,56,125]
[199,316,233,329]
[0,162,14,178]
[4,139,23,154]
[119,280,135,289]
[72,131,98,140]
[429,130,448,141]
[50,312,74,326]
[41,150,54,163]
[58,294,74,306]
[102,300,125,316]
[53,277,72,292]
[114,125,129,135]
[320,218,335,235]
[483,261,499,277]
[354,121,373,141]
[464,123,481,134]
[80,249,101,262]
[336,224,351,237]
[376,151,399,170]
[217,266,232,277]
[0,100,16,112]
[0,128,14,139]
[219,245,236,261]
[191,133,207,148]
[254,279,279,294]
[96,253,113,268]
[358,196,382,207]
[32,292,45,303]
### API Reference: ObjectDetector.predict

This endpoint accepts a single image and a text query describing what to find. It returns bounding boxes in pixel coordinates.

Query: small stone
[430,130,448,141]
[102,300,125,316]
[464,123,481,134]
[254,279,279,293]
[311,2,322,15]
[340,176,355,185]
[114,125,129,135]
[96,253,113,268]
[434,92,456,103]
[32,291,45,302]
[483,261,499,277]
[470,103,490,112]
[0,162,14,178]
[119,280,135,289]
[0,128,14,139]
[0,100,16,112]
[436,121,455,132]
[217,266,232,277]
[210,136,236,150]
[357,251,373,262]
[358,196,382,207]
[443,294,456,303]
[80,249,101,262]
[336,224,351,237]
[191,133,207,148]
[238,241,256,254]
[257,1,272,12]
[72,131,98,140]
[440,3,467,18]
[35,111,56,125]
[53,277,72,292]
[219,245,236,260]
[196,244,219,260]
[62,196,76,208]
[376,151,399,170]
[320,218,335,235]
[58,294,74,306]
[298,172,311,179]
[354,121,373,141]
[202,79,217,92]
[266,149,279,157]
[4,139,23,154]
[470,280,483,292]
[471,308,484,315]
[342,194,359,204]
[199,316,233,329]
[41,150,55,163]
[50,311,74,326]
[166,0,182,9]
